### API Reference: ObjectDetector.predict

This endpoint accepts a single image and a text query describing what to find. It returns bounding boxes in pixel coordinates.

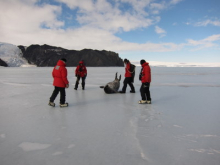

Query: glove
[75,74,77,77]
[143,82,150,88]
[139,74,142,81]
[66,84,69,88]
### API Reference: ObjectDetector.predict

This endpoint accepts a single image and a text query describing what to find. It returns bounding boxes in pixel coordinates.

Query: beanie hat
[140,59,146,65]
[79,61,83,64]
[124,59,129,63]
[61,58,67,62]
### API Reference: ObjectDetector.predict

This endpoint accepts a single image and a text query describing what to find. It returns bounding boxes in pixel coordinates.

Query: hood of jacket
[57,60,66,66]
[141,62,149,67]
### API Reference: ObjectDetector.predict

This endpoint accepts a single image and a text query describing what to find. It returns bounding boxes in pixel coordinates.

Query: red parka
[141,62,151,83]
[52,60,69,88]
[75,61,87,77]
[125,62,132,77]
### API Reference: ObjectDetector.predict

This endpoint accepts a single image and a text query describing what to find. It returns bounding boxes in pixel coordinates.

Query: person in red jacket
[119,59,135,93]
[74,60,87,90]
[49,58,69,107]
[139,59,151,104]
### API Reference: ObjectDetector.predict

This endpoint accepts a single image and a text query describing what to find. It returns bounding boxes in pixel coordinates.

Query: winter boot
[74,82,79,90]
[60,103,68,107]
[82,82,85,90]
[48,102,55,107]
[146,100,151,104]
[130,90,135,93]
[138,100,147,104]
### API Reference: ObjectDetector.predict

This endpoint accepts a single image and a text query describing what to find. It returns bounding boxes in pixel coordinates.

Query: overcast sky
[0,0,220,63]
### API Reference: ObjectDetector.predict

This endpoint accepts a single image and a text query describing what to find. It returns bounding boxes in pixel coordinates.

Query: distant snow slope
[0,42,34,67]
[132,61,220,67]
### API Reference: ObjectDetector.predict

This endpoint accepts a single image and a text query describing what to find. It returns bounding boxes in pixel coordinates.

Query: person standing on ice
[119,59,135,93]
[49,58,69,107]
[139,59,151,104]
[74,60,87,90]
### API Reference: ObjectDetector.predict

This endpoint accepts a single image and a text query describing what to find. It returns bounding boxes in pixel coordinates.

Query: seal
[100,72,121,94]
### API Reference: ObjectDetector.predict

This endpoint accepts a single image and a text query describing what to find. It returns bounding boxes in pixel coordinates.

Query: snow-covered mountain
[0,42,35,67]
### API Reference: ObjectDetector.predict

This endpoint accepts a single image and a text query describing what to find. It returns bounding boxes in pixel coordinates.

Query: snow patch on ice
[2,82,31,86]
[145,119,149,122]
[186,134,218,138]
[41,84,51,86]
[67,144,76,148]
[52,152,63,155]
[0,134,6,138]
[175,134,219,143]
[18,142,51,151]
[189,149,220,154]
[189,149,206,153]
[173,125,183,128]
[157,125,162,128]
[154,83,220,87]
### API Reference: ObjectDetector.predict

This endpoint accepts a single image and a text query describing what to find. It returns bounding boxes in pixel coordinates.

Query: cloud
[194,19,220,27]
[203,34,220,42]
[56,0,157,32]
[120,0,151,15]
[0,0,218,55]
[56,0,95,11]
[149,0,183,14]
[149,2,166,14]
[186,17,220,27]
[155,26,167,37]
[187,34,220,50]
[170,0,183,5]
[0,0,63,32]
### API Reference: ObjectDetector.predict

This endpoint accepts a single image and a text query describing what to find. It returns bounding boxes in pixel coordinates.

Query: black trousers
[75,76,86,89]
[50,86,66,104]
[140,83,151,101]
[122,77,135,92]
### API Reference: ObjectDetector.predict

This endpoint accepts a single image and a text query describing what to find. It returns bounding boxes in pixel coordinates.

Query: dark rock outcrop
[0,58,8,67]
[18,44,124,67]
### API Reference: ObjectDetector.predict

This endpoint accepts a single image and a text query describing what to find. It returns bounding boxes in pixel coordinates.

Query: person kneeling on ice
[49,58,69,107]
[74,60,87,90]
[139,59,151,104]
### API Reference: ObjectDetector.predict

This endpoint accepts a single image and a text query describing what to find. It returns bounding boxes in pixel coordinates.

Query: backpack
[129,63,136,83]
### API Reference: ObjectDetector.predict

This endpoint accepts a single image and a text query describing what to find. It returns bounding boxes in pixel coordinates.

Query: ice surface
[0,67,220,165]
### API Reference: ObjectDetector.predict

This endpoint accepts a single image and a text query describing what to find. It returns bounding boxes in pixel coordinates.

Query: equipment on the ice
[129,63,136,83]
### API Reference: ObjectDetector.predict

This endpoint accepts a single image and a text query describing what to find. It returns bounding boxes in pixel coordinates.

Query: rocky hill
[0,58,8,67]
[18,44,124,67]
